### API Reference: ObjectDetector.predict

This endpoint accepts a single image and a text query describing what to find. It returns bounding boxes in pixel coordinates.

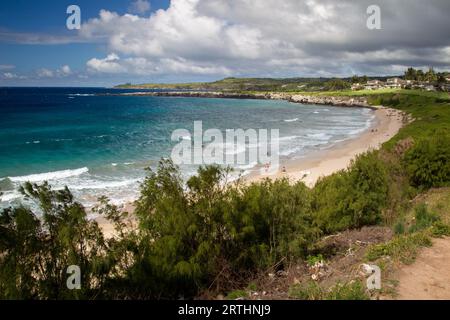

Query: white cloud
[128,0,151,15]
[2,72,27,80]
[3,72,17,79]
[87,53,231,76]
[37,68,54,78]
[59,65,72,75]
[87,53,127,73]
[78,0,450,78]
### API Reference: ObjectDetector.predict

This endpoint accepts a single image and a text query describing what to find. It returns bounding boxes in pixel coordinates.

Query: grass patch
[365,231,432,264]
[289,280,369,300]
[226,289,249,300]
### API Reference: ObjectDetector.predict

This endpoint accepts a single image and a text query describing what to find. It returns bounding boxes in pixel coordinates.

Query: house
[364,80,384,90]
[351,83,364,90]
[386,77,405,88]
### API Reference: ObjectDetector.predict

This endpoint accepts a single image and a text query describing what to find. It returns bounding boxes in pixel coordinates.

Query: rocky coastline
[110,91,375,109]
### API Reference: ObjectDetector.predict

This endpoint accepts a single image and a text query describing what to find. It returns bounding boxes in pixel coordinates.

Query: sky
[0,0,449,87]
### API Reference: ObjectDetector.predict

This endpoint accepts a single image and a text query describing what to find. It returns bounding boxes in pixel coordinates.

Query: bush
[0,183,109,299]
[312,151,389,233]
[403,133,450,189]
[127,160,318,298]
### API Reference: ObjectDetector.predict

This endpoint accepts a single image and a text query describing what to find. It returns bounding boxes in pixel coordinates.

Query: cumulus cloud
[34,65,74,78]
[79,0,450,78]
[87,53,127,73]
[128,0,151,15]
[58,65,72,75]
[37,68,54,78]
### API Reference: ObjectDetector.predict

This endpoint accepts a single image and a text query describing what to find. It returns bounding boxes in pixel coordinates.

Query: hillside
[115,76,394,92]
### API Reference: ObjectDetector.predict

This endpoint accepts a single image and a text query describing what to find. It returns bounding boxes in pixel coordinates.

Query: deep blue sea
[0,87,374,208]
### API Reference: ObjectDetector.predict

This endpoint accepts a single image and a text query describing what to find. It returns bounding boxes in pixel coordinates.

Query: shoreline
[97,106,405,237]
[94,94,406,236]
[245,106,405,187]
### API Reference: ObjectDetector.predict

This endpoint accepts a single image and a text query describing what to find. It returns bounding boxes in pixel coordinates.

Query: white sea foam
[68,178,140,191]
[284,118,298,122]
[8,167,89,183]
[277,135,299,142]
[68,94,95,97]
[0,191,22,202]
[307,133,332,141]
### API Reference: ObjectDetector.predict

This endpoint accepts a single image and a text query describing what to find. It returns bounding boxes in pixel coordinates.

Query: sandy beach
[246,106,405,187]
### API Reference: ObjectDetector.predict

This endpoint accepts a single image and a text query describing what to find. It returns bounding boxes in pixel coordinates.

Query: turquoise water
[0,88,374,207]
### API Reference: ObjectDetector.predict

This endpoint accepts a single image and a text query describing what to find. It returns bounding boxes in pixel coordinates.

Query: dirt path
[395,237,450,300]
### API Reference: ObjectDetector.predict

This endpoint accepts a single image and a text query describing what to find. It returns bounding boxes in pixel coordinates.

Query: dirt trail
[395,237,450,300]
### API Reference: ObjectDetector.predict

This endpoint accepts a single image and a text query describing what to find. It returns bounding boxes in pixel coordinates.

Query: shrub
[403,133,450,189]
[0,183,109,299]
[128,160,318,298]
[312,151,389,233]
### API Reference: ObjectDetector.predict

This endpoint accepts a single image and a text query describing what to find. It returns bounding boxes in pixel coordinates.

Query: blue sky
[0,0,169,86]
[0,0,168,70]
[1,0,449,87]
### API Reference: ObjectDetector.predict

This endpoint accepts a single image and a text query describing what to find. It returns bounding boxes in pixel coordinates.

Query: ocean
[0,87,375,208]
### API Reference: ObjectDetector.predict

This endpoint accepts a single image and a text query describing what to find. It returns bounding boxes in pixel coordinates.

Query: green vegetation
[289,280,369,300]
[116,76,378,92]
[365,231,433,264]
[1,90,449,299]
[0,183,108,299]
[404,67,439,83]
[117,67,449,93]
[306,254,325,267]
[312,151,389,233]
[226,289,249,300]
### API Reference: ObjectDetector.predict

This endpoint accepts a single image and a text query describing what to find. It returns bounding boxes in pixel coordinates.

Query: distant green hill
[115,76,394,92]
